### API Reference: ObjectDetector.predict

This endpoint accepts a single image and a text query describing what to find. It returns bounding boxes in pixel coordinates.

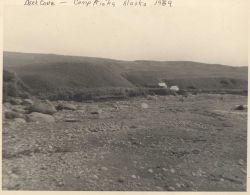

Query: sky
[3,0,249,66]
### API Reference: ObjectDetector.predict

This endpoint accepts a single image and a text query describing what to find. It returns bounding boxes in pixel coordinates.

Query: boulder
[28,99,57,115]
[12,107,27,114]
[64,118,80,122]
[147,95,157,101]
[3,102,12,109]
[9,97,23,105]
[78,105,86,110]
[14,118,26,124]
[22,99,34,106]
[88,105,102,115]
[5,111,25,120]
[56,102,77,111]
[235,105,247,111]
[27,112,55,123]
[3,104,12,114]
[90,109,102,115]
[141,103,149,109]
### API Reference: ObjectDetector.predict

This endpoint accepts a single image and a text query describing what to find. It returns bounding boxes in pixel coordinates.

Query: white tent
[158,82,167,88]
[170,85,179,91]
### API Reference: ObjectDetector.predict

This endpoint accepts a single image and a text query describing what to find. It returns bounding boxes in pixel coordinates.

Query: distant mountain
[3,51,248,96]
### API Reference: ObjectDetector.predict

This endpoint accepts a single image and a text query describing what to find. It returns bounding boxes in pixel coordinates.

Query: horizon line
[3,50,248,67]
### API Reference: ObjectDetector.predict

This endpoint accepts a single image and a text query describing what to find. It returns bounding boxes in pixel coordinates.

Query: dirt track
[2,94,247,191]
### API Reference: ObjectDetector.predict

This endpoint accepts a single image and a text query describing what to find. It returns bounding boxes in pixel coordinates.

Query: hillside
[8,62,133,91]
[121,61,247,87]
[3,70,30,101]
[4,52,134,94]
[3,52,248,97]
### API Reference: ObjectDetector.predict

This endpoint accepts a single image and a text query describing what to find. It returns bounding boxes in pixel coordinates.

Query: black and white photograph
[1,0,249,191]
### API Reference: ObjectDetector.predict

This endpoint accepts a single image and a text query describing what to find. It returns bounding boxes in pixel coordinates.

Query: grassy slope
[4,52,134,93]
[122,61,247,88]
[3,70,30,100]
[3,52,248,94]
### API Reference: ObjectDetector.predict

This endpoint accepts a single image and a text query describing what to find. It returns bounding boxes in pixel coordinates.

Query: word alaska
[123,0,147,6]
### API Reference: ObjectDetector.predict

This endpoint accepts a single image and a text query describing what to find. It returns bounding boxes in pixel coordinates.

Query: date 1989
[154,0,172,7]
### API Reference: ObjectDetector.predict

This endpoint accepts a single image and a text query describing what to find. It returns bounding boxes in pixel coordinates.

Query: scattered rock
[3,102,12,109]
[222,123,233,128]
[87,105,103,115]
[48,145,54,151]
[11,167,21,175]
[5,111,25,120]
[194,169,206,177]
[170,168,175,174]
[238,159,244,166]
[220,178,225,182]
[78,105,86,111]
[179,97,185,102]
[91,175,99,180]
[22,99,34,106]
[9,98,23,105]
[12,107,27,114]
[91,109,102,115]
[117,177,125,183]
[101,167,108,171]
[89,128,99,132]
[235,105,247,111]
[27,112,55,123]
[40,165,47,170]
[130,125,137,129]
[240,168,247,174]
[220,176,243,184]
[162,168,168,172]
[28,99,57,115]
[56,102,77,111]
[64,118,80,122]
[56,181,64,187]
[14,118,26,124]
[131,175,137,179]
[167,186,176,191]
[192,149,200,154]
[141,103,149,109]
[156,186,164,190]
[147,95,157,101]
[148,169,154,173]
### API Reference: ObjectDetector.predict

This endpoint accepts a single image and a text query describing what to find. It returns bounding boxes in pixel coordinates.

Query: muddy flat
[2,94,247,191]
